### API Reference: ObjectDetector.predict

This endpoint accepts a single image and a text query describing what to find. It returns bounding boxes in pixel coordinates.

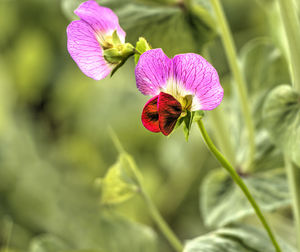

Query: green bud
[134,37,152,64]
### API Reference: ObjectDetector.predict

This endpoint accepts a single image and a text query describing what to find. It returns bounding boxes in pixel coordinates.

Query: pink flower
[135,49,224,135]
[67,0,126,80]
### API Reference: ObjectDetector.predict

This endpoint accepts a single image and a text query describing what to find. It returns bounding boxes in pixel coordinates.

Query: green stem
[109,129,183,252]
[140,189,183,252]
[277,0,300,249]
[278,0,300,90]
[197,119,282,252]
[209,0,255,170]
[285,156,300,249]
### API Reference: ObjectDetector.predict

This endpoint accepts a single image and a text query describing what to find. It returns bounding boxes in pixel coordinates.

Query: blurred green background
[0,0,294,252]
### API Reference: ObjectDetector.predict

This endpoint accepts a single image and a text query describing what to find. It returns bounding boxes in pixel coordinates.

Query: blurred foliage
[183,224,296,252]
[201,168,290,227]
[0,0,297,252]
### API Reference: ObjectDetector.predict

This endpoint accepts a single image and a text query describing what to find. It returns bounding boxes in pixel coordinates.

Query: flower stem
[278,0,300,91]
[197,119,282,252]
[209,0,255,170]
[277,0,300,249]
[140,189,183,252]
[109,128,183,252]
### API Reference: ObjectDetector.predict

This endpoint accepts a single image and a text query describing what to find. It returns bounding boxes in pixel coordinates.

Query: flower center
[100,35,114,49]
[164,79,194,112]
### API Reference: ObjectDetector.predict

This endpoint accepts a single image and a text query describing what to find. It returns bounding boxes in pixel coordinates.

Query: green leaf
[240,38,290,97]
[184,224,296,252]
[97,153,141,205]
[228,38,290,169]
[200,168,290,227]
[262,84,300,166]
[134,37,151,64]
[182,111,194,141]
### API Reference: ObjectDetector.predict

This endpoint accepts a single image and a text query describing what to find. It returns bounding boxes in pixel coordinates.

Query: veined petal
[135,49,172,96]
[173,53,223,110]
[67,20,112,80]
[74,0,126,42]
[141,95,160,133]
[158,92,182,136]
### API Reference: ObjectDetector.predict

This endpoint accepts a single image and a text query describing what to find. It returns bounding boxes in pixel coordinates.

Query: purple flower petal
[74,0,126,42]
[135,49,173,96]
[67,20,112,80]
[173,53,223,110]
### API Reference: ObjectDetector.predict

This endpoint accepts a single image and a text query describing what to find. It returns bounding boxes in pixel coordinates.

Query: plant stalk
[197,119,282,252]
[277,0,300,249]
[140,189,183,252]
[110,129,183,252]
[209,0,255,170]
[278,0,300,90]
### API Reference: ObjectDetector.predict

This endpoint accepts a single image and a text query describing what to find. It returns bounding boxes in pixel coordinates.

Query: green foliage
[98,153,141,205]
[223,38,290,169]
[240,38,290,97]
[27,217,157,252]
[201,168,290,227]
[9,29,54,103]
[263,84,300,167]
[184,224,296,252]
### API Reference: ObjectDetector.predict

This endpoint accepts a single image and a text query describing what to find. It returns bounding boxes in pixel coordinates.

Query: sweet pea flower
[67,0,132,80]
[135,49,224,136]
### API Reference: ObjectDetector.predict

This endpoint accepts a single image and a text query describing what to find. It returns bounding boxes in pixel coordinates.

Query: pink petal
[135,49,173,96]
[74,0,126,42]
[173,53,223,110]
[67,20,112,80]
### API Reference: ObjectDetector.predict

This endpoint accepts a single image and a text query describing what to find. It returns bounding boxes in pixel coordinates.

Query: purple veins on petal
[172,53,223,110]
[135,48,173,96]
[67,20,112,80]
[67,0,127,80]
